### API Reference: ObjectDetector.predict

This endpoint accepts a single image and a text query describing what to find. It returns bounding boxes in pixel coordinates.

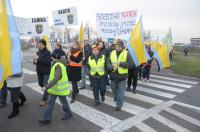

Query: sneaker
[62,114,73,120]
[115,107,121,111]
[39,100,47,106]
[93,101,100,107]
[133,89,136,94]
[38,119,51,125]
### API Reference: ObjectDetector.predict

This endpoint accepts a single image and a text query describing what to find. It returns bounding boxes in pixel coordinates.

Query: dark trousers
[128,68,138,90]
[37,73,49,101]
[8,87,26,103]
[91,77,106,103]
[143,65,151,80]
[71,81,79,100]
[0,81,7,104]
[138,65,143,79]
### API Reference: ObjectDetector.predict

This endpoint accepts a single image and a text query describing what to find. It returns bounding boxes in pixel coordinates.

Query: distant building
[190,38,200,47]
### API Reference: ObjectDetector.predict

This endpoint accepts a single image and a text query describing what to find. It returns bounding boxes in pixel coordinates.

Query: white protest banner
[96,10,138,39]
[52,7,78,27]
[16,17,50,37]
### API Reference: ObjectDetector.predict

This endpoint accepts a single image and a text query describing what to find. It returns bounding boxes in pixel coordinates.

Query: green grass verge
[170,54,200,78]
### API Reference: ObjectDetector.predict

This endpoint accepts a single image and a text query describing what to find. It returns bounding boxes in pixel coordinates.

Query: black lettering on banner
[58,8,71,14]
[32,17,46,23]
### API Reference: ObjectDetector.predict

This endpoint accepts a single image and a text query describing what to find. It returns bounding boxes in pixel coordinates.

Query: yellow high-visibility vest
[88,55,105,76]
[48,62,70,96]
[110,50,128,74]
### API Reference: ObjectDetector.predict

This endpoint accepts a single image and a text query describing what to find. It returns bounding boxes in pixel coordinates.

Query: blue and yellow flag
[0,0,22,89]
[151,40,170,69]
[127,17,150,66]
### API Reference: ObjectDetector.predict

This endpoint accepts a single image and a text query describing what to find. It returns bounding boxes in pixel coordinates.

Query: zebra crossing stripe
[26,83,121,129]
[165,108,200,127]
[135,122,157,132]
[23,68,36,75]
[137,86,176,99]
[85,80,176,99]
[152,114,191,132]
[80,89,146,115]
[150,78,192,88]
[106,88,164,105]
[138,81,185,93]
[151,74,198,85]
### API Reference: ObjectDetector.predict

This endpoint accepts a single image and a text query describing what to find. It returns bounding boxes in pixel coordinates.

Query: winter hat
[39,39,47,47]
[92,44,100,51]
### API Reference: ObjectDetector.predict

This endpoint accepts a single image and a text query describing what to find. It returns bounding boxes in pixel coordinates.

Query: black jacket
[35,48,51,74]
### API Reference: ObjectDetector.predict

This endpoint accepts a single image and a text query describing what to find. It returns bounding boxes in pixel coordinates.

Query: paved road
[0,50,200,132]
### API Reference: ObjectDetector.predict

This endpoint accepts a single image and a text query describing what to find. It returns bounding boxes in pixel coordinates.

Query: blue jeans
[43,95,72,121]
[37,73,49,101]
[81,65,86,88]
[0,81,7,104]
[91,77,106,102]
[111,80,126,108]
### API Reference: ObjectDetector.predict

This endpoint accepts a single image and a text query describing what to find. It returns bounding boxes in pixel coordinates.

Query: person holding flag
[107,40,133,111]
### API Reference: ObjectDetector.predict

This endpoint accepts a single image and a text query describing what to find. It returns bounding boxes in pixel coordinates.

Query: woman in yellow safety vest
[87,44,107,106]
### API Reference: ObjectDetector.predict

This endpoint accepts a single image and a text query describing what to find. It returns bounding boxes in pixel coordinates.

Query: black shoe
[38,119,51,125]
[114,97,116,102]
[94,101,100,107]
[70,99,75,104]
[0,103,7,108]
[115,107,121,111]
[133,89,136,94]
[79,87,86,90]
[62,114,73,120]
[126,87,131,91]
[101,96,105,102]
[8,110,19,119]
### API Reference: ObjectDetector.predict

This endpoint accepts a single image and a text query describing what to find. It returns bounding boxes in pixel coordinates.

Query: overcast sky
[10,0,200,43]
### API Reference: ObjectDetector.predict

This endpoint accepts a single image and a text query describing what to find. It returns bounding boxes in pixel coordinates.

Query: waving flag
[151,40,170,69]
[0,0,22,89]
[165,28,173,53]
[78,22,84,47]
[42,35,52,52]
[127,17,150,66]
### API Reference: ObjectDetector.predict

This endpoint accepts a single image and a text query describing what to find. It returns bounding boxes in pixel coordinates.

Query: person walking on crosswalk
[39,49,72,125]
[33,39,51,106]
[87,44,107,106]
[66,42,83,103]
[107,40,133,111]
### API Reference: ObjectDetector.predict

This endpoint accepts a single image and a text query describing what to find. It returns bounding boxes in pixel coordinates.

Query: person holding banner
[67,42,83,103]
[107,40,133,111]
[87,44,107,106]
[142,46,154,83]
[33,39,52,106]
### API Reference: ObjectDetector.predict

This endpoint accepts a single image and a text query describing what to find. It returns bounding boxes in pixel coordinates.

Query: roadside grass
[170,54,200,79]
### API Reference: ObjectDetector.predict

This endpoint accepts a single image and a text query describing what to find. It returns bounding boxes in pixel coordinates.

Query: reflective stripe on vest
[110,50,128,74]
[67,51,82,67]
[88,55,105,76]
[47,62,70,96]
